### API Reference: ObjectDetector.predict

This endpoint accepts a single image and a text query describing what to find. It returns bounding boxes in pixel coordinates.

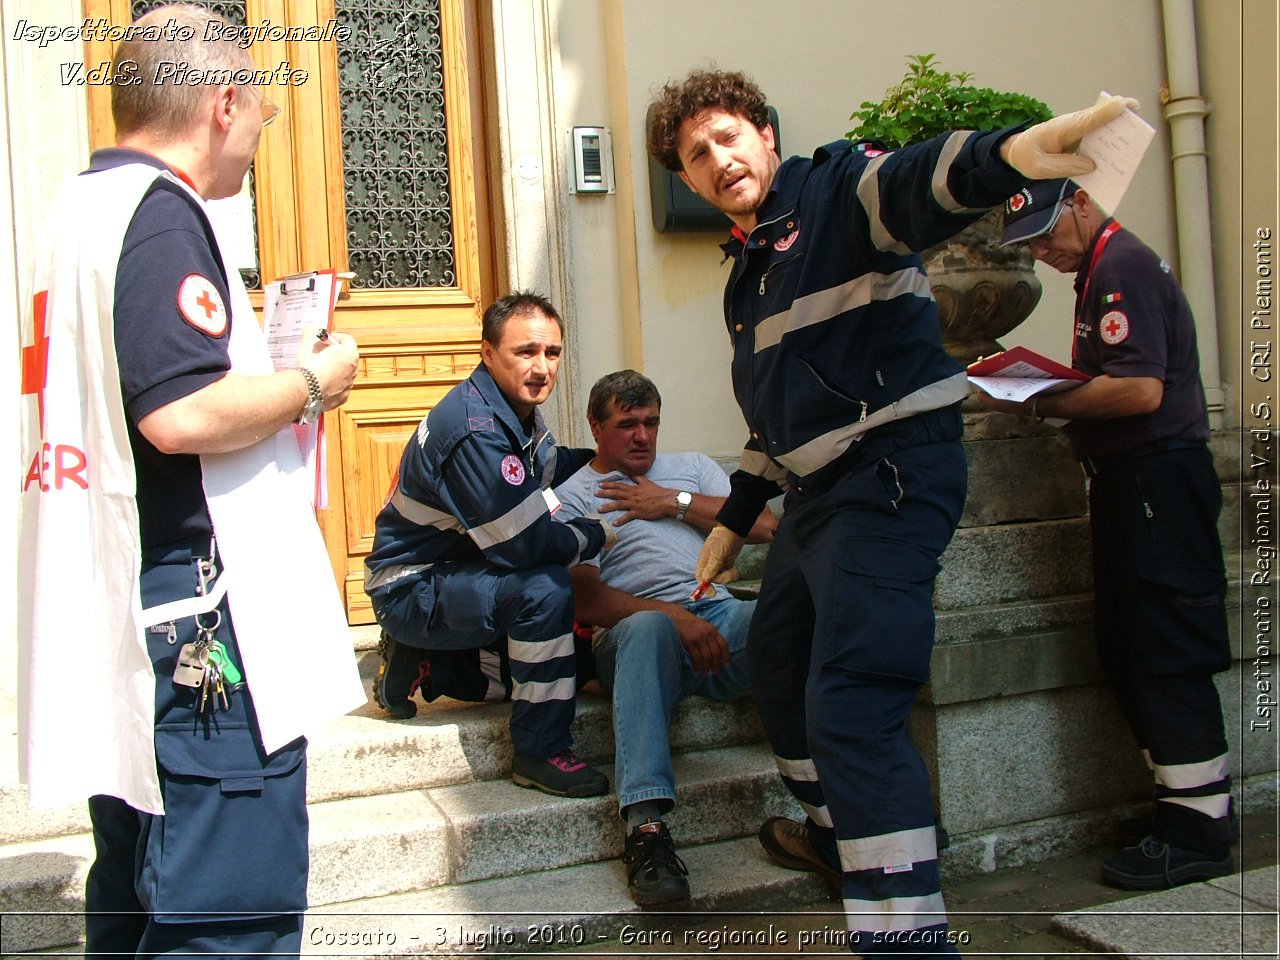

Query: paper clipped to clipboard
[1070,92,1156,215]
[262,269,343,509]
[967,345,1090,405]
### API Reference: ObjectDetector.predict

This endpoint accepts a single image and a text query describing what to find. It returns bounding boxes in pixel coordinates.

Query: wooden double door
[85,0,496,622]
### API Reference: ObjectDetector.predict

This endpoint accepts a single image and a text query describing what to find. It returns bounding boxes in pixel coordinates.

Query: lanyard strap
[1072,221,1123,362]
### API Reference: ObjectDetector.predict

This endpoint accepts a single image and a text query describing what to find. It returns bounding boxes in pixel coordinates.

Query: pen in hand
[690,580,711,601]
[315,328,329,342]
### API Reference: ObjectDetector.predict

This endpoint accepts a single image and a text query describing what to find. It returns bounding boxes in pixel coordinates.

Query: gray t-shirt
[554,452,730,603]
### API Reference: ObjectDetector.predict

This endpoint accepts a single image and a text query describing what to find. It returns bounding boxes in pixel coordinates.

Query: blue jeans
[593,597,754,814]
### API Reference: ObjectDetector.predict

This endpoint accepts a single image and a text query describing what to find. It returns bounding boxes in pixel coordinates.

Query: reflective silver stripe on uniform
[837,826,938,874]
[1162,793,1231,818]
[511,675,577,703]
[540,444,558,489]
[752,268,931,355]
[842,892,948,933]
[739,448,789,484]
[391,487,466,533]
[801,800,834,829]
[507,632,575,665]
[775,755,820,782]
[567,524,590,565]
[1152,752,1230,789]
[932,131,988,214]
[364,561,432,592]
[469,488,548,550]
[776,372,970,477]
[856,153,912,255]
[479,648,506,701]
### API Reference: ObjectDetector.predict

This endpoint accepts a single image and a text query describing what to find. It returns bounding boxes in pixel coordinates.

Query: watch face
[300,398,324,425]
[677,491,692,506]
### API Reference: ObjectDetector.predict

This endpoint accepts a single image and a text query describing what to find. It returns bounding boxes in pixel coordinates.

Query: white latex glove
[1002,95,1140,179]
[694,524,746,585]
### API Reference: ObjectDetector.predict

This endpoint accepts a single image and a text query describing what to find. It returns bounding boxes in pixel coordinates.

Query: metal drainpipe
[1161,0,1225,419]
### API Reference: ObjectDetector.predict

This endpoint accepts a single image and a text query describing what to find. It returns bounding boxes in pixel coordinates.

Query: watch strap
[297,366,323,424]
[675,490,692,522]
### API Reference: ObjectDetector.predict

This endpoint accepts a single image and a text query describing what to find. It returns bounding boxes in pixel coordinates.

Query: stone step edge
[0,745,790,919]
[0,747,800,954]
[0,691,766,846]
[300,833,837,956]
[6,834,837,956]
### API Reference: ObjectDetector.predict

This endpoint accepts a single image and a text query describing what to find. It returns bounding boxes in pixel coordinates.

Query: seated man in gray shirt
[555,370,775,907]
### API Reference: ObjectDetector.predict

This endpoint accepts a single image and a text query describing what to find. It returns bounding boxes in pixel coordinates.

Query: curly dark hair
[646,69,770,172]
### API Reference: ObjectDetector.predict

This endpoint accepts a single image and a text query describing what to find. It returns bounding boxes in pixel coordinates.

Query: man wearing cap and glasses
[18,4,361,957]
[984,179,1234,890]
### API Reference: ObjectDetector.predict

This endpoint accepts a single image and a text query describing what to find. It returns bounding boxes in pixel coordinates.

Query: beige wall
[548,0,1251,454]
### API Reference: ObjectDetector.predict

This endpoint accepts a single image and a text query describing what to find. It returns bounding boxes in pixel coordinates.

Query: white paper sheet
[1072,92,1156,215]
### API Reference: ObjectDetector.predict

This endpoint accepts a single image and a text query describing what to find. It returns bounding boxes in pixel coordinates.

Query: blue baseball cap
[1001,179,1078,245]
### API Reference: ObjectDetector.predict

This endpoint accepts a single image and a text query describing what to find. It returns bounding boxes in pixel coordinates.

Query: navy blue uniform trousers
[85,545,307,959]
[1088,443,1232,856]
[372,562,578,757]
[748,407,964,957]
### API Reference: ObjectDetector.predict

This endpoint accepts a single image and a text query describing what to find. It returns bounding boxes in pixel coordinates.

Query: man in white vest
[17,6,363,956]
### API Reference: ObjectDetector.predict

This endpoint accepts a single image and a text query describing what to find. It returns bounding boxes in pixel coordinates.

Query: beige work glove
[695,524,746,585]
[584,513,618,552]
[1002,95,1139,179]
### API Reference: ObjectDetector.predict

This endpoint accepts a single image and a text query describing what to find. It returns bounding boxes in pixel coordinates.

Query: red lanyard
[1072,221,1122,362]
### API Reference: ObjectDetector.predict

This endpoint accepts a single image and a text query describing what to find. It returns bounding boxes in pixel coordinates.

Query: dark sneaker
[622,822,690,907]
[1101,835,1235,890]
[758,817,842,891]
[372,632,426,720]
[511,749,609,798]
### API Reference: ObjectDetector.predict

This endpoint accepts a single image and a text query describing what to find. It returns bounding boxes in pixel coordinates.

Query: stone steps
[299,833,831,957]
[0,663,795,955]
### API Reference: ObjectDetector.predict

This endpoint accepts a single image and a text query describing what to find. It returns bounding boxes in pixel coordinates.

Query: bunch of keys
[172,613,241,713]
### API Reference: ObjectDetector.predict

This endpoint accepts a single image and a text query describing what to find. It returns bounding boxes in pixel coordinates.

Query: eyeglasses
[260,95,280,128]
[1026,200,1073,251]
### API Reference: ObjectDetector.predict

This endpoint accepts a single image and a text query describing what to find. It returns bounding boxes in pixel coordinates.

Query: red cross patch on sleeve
[1100,310,1130,345]
[176,274,228,337]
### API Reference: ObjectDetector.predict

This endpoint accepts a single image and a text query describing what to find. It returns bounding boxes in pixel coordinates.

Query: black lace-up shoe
[511,749,609,797]
[622,821,690,907]
[1102,835,1235,890]
[371,632,425,720]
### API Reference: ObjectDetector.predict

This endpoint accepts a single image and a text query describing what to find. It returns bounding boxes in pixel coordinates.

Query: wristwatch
[675,490,693,522]
[296,367,324,425]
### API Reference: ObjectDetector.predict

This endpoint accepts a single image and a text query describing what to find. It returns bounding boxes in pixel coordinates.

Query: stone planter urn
[925,208,1042,364]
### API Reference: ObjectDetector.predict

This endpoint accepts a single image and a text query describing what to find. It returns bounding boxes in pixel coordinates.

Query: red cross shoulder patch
[500,454,526,485]
[1100,310,1130,345]
[177,274,228,337]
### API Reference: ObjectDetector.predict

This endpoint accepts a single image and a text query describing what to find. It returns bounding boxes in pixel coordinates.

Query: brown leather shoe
[758,817,842,890]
